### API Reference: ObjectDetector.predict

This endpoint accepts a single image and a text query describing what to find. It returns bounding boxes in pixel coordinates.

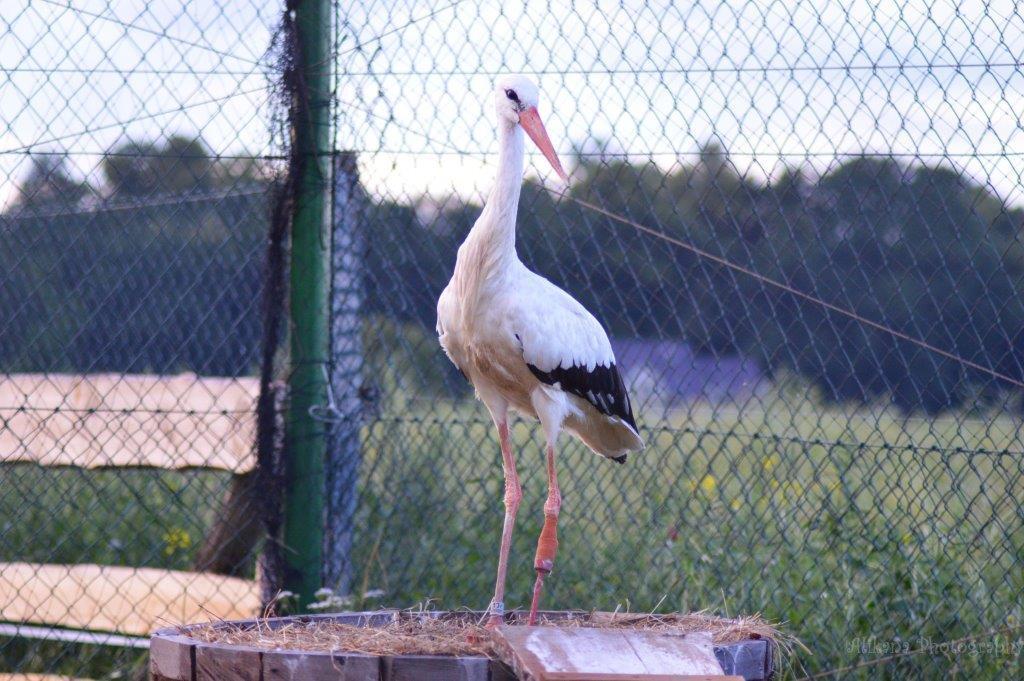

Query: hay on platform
[185,609,787,659]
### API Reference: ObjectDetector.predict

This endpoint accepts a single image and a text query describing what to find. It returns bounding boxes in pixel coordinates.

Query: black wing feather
[526,361,639,433]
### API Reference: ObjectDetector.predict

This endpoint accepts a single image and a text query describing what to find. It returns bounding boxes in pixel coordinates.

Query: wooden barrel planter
[150,611,774,680]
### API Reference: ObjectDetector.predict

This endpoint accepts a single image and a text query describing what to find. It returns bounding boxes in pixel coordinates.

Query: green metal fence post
[281,0,332,610]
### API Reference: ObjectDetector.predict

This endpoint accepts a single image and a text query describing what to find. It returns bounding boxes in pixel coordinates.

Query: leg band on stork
[528,442,561,625]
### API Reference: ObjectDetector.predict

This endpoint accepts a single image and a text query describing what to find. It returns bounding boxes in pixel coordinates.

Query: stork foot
[528,568,548,625]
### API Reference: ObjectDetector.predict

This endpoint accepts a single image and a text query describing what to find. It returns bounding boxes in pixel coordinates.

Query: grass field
[0,466,236,677]
[2,383,1023,678]
[352,384,1024,679]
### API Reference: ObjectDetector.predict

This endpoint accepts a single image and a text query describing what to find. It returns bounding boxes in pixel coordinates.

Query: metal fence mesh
[338,1,1024,678]
[2,0,1023,679]
[1,0,277,676]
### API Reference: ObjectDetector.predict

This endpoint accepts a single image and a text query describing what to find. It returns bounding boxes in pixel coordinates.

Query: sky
[3,0,1023,208]
[1,0,275,207]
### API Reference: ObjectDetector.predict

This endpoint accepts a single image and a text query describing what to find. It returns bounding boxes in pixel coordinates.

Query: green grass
[0,467,236,568]
[2,386,1022,678]
[0,467,241,678]
[350,387,1024,679]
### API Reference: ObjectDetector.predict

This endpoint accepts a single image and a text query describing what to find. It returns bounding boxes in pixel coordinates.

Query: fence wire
[1,0,1023,679]
[337,1,1024,679]
[1,0,277,676]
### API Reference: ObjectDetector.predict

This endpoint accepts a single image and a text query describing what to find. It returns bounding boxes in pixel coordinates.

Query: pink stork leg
[487,420,521,628]
[528,441,561,625]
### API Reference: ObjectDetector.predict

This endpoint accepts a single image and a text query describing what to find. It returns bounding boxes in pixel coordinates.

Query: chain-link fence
[337,2,1024,679]
[3,0,1024,679]
[1,0,278,676]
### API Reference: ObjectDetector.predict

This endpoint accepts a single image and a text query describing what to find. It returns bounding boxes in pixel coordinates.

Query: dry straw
[186,608,790,660]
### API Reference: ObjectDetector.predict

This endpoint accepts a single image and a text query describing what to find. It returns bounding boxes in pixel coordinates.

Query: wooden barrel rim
[150,610,774,681]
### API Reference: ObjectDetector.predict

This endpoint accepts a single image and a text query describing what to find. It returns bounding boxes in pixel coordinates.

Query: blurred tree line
[3,138,1022,412]
[9,136,265,210]
[365,144,1024,413]
[1,137,267,376]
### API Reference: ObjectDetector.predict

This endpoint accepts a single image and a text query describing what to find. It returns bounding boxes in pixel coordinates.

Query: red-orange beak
[519,106,569,184]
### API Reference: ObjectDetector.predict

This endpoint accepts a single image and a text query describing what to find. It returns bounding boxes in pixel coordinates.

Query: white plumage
[515,272,614,373]
[436,75,643,626]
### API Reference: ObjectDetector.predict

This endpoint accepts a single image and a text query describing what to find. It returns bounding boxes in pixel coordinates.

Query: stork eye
[505,89,519,102]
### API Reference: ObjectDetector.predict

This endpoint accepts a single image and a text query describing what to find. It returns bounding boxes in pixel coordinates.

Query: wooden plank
[493,627,732,681]
[383,655,490,681]
[149,630,195,680]
[0,563,259,636]
[262,651,380,681]
[0,373,257,472]
[195,642,261,681]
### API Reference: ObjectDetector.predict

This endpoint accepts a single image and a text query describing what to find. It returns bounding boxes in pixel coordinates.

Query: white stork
[436,74,644,626]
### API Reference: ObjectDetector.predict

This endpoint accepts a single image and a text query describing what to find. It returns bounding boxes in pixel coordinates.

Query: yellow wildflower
[163,527,192,556]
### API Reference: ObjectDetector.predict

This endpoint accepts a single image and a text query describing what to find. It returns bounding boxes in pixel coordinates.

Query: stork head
[495,74,569,183]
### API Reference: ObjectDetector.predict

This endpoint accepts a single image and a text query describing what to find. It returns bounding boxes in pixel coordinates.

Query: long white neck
[483,117,526,250]
[452,118,524,299]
